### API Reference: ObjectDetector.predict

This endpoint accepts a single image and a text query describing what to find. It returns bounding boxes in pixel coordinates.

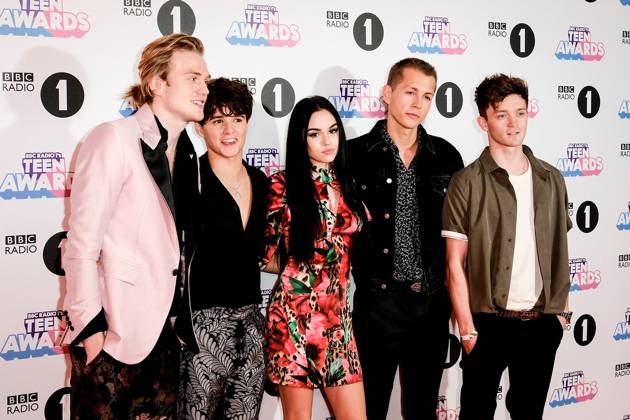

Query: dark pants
[459,313,564,420]
[70,322,180,420]
[353,287,451,420]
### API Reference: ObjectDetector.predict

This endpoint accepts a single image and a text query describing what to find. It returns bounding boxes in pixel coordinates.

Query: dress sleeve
[261,172,289,267]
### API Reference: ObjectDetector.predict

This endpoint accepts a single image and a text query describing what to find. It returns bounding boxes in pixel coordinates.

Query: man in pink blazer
[62,33,210,418]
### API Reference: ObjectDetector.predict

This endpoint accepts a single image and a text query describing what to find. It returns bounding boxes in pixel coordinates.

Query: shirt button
[384,213,390,219]
[508,238,512,242]
[381,283,387,290]
[382,146,387,152]
[505,266,510,271]
[386,178,392,184]
[383,248,389,254]
[361,184,367,190]
[172,269,179,276]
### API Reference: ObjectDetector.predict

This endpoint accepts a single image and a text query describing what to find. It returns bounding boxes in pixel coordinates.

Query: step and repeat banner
[1,0,629,418]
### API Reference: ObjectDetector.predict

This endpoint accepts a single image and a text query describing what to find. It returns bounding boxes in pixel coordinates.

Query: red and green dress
[262,167,365,388]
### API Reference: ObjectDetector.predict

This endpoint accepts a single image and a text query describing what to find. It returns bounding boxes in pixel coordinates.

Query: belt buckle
[409,282,423,294]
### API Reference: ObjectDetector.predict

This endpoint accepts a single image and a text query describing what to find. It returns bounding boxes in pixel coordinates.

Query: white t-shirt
[506,163,543,310]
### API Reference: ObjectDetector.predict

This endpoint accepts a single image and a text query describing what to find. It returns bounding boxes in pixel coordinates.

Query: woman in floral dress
[262,96,368,419]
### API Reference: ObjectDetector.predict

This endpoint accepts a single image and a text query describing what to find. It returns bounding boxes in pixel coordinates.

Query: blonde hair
[124,33,204,108]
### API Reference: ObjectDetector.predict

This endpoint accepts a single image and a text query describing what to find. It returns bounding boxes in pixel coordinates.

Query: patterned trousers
[178,304,266,420]
[70,322,179,419]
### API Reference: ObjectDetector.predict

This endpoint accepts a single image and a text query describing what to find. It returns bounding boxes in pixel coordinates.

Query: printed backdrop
[1,0,629,418]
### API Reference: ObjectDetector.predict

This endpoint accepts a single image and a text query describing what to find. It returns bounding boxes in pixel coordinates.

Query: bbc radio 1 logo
[2,72,34,93]
[619,99,630,119]
[557,85,600,118]
[555,26,605,61]
[556,143,603,177]
[407,16,468,55]
[156,0,195,35]
[353,13,384,51]
[328,79,385,118]
[326,10,349,29]
[569,257,601,292]
[0,310,68,361]
[0,0,90,37]
[0,152,72,200]
[621,143,630,157]
[617,202,630,231]
[623,30,630,45]
[616,362,630,378]
[487,21,535,58]
[4,234,37,255]
[226,4,300,47]
[6,392,39,415]
[619,254,630,269]
[548,370,598,408]
[568,200,599,233]
[232,77,257,95]
[613,308,630,341]
[436,395,459,419]
[246,148,283,176]
[123,0,152,17]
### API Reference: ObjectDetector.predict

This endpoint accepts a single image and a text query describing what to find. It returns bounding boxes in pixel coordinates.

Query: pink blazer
[63,104,180,364]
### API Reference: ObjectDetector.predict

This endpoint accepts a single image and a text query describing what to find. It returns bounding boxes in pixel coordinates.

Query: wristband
[461,330,478,341]
[559,311,573,324]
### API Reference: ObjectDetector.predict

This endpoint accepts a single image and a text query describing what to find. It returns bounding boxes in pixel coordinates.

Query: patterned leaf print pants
[178,304,266,420]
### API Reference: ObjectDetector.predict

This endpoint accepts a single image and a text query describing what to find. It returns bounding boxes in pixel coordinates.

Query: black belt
[494,309,543,321]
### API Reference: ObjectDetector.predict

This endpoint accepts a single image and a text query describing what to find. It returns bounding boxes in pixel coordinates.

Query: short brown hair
[475,74,528,118]
[124,33,204,108]
[386,57,437,88]
[199,78,254,124]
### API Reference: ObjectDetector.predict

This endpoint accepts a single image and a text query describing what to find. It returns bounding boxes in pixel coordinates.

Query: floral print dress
[263,167,365,388]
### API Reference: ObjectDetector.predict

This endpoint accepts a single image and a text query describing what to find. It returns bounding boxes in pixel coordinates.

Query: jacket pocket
[100,258,139,285]
[430,174,452,197]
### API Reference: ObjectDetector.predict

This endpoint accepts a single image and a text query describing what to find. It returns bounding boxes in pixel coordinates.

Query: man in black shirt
[349,58,464,419]
[177,78,269,420]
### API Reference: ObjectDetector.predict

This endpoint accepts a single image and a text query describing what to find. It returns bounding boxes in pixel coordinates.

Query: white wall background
[1,0,629,418]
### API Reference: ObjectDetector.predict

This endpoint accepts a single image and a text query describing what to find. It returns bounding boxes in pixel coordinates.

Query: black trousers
[70,322,180,420]
[353,287,451,420]
[459,313,564,420]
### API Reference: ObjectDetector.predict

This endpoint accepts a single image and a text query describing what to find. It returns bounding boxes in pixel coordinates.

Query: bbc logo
[488,22,507,30]
[2,72,34,83]
[326,11,349,20]
[7,393,38,405]
[123,0,151,6]
[232,77,256,87]
[5,235,36,245]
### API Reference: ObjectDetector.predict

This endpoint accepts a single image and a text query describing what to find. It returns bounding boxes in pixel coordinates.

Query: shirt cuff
[441,230,468,241]
[70,309,108,346]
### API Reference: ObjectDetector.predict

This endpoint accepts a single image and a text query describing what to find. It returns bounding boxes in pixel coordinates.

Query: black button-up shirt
[382,125,425,284]
[189,154,269,309]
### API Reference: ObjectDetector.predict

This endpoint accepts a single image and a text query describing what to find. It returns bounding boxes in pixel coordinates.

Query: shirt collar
[480,145,550,180]
[367,119,435,155]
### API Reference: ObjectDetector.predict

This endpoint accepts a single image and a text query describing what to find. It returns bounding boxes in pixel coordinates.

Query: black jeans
[353,287,451,420]
[459,313,564,420]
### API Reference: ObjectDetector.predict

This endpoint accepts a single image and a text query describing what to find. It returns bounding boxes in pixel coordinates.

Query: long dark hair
[285,96,366,263]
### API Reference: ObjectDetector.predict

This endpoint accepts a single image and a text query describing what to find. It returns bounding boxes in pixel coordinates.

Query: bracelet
[559,311,573,324]
[461,330,478,341]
